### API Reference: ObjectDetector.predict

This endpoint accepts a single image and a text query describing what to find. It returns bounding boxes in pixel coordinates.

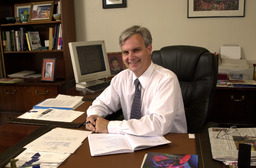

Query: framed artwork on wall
[29,1,54,22]
[102,0,127,9]
[14,3,31,18]
[41,58,56,81]
[187,0,245,18]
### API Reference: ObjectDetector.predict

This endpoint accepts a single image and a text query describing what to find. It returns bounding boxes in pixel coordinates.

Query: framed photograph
[103,0,127,9]
[29,1,54,22]
[188,0,245,18]
[107,52,125,75]
[41,58,56,81]
[14,3,31,18]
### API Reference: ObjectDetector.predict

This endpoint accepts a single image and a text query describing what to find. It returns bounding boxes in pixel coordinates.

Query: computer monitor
[68,40,111,89]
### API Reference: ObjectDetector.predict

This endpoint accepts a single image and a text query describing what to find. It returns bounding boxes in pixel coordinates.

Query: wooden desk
[59,134,196,168]
[0,124,40,154]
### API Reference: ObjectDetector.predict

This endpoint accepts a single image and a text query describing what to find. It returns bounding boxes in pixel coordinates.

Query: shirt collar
[132,62,155,89]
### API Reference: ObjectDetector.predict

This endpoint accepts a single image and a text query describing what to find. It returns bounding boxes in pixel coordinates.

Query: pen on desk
[37,109,53,118]
[83,118,97,125]
[41,109,52,115]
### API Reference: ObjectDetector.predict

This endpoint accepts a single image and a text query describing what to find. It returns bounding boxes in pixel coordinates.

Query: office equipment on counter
[68,40,112,92]
[88,133,171,156]
[220,45,241,60]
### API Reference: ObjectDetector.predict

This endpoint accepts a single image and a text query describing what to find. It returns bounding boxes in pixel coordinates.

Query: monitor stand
[76,79,105,90]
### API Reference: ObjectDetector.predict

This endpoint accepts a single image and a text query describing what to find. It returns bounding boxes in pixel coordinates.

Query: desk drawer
[0,85,58,111]
[212,88,256,124]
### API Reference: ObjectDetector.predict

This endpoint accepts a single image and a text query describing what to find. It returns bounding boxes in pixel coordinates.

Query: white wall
[74,0,256,64]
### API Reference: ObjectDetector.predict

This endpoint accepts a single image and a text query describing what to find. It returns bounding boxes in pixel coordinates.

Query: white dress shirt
[87,62,187,136]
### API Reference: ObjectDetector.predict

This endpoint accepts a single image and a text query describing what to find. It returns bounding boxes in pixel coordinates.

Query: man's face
[121,34,152,77]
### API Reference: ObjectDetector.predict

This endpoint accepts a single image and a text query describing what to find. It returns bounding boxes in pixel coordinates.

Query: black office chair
[151,45,218,133]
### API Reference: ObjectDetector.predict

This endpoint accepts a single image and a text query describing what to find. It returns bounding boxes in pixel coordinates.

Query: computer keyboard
[86,81,110,92]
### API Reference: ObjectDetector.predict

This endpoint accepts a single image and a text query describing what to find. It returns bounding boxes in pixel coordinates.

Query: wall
[74,0,256,64]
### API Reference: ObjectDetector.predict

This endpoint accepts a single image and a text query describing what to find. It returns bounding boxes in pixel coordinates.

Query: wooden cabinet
[0,82,61,111]
[210,87,256,125]
[0,0,76,112]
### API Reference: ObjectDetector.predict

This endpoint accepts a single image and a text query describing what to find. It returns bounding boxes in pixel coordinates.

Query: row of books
[1,25,63,52]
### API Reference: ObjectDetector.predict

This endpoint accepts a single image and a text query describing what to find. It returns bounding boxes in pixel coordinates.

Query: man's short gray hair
[119,25,152,47]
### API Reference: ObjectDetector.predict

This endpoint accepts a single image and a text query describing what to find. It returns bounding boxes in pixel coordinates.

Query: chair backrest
[151,45,218,133]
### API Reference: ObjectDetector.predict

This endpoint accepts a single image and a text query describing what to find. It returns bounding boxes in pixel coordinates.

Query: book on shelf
[27,31,42,50]
[5,31,12,51]
[48,27,54,50]
[8,70,36,78]
[15,30,21,51]
[33,94,84,110]
[2,31,6,51]
[140,152,198,168]
[88,133,171,156]
[25,32,32,51]
[57,24,63,50]
[11,30,16,51]
[0,78,23,84]
[52,24,59,50]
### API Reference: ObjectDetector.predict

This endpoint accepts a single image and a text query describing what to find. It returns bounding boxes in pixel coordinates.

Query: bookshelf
[0,0,76,112]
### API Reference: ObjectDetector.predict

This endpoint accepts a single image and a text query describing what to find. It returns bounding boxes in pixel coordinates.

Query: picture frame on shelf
[187,0,245,18]
[41,58,56,81]
[29,1,54,22]
[107,52,125,75]
[14,3,31,18]
[102,0,127,9]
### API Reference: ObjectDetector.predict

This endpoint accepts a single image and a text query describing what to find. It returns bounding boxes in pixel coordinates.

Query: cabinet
[0,0,76,112]
[210,87,256,125]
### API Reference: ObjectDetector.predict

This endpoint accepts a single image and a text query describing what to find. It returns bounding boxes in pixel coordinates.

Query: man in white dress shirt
[86,25,187,136]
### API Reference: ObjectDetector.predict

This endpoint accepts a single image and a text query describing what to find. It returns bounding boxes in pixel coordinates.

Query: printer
[218,45,253,80]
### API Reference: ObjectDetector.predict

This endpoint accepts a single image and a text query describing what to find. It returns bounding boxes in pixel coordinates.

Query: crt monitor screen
[68,40,111,84]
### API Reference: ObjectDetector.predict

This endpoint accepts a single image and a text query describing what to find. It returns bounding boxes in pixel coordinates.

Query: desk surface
[59,133,196,168]
[0,100,244,168]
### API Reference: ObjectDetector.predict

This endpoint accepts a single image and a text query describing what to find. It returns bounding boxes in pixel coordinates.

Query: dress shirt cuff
[108,121,122,134]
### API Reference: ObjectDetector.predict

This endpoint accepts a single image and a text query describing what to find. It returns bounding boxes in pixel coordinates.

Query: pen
[41,109,52,115]
[83,118,97,125]
[37,109,53,118]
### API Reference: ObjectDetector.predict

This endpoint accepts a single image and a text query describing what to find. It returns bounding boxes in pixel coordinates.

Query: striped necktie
[130,79,141,119]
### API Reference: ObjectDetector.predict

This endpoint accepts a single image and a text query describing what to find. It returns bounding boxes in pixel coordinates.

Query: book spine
[11,30,16,51]
[15,30,21,51]
[53,25,59,50]
[6,31,12,51]
[2,31,6,51]
[25,33,31,51]
[49,27,53,50]
[57,24,63,50]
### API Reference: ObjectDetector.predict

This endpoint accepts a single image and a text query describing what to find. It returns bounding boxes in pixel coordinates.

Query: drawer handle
[230,95,245,102]
[3,89,17,95]
[35,90,49,95]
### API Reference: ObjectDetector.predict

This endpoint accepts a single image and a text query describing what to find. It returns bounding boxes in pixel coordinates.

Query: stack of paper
[8,128,91,167]
[8,70,36,78]
[18,108,84,122]
[33,94,84,110]
[208,127,256,166]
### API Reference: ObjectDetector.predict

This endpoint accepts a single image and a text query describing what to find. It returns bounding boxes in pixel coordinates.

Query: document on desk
[7,149,70,168]
[88,133,171,156]
[33,94,84,110]
[18,108,84,122]
[25,127,91,154]
[208,127,256,166]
